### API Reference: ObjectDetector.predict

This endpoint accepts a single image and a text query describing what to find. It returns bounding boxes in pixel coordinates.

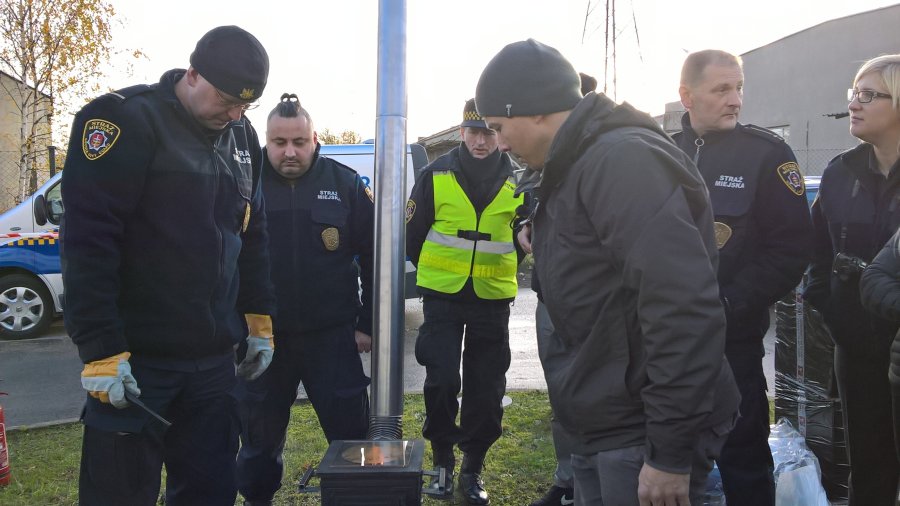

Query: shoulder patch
[776,162,805,196]
[405,199,416,223]
[82,119,122,161]
[743,124,785,144]
[365,186,374,203]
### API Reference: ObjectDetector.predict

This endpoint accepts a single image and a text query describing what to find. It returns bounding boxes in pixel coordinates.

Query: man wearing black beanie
[476,39,740,506]
[61,25,275,505]
[406,98,525,504]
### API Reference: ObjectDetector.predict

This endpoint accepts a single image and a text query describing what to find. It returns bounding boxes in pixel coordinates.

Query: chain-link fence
[793,148,849,177]
[0,147,60,214]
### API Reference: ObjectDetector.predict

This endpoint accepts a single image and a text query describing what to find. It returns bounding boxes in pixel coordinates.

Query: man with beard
[236,94,373,506]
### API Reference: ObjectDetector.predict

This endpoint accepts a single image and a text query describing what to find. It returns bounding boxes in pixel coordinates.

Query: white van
[320,142,428,299]
[0,142,427,340]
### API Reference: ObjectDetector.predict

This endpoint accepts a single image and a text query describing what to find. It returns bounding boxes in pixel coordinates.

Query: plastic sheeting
[773,288,850,501]
[769,418,830,506]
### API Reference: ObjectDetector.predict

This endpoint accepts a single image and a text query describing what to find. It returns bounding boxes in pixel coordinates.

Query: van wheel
[0,274,54,340]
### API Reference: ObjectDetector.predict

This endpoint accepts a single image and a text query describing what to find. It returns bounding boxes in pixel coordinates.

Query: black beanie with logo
[190,25,269,102]
[476,39,582,118]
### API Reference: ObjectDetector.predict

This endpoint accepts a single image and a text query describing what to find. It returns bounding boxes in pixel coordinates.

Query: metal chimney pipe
[369,0,407,440]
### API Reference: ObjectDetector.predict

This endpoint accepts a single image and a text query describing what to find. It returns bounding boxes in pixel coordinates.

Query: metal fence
[793,148,849,177]
[0,147,59,214]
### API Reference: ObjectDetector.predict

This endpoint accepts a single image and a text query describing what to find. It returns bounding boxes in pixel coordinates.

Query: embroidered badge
[714,222,733,249]
[322,227,339,251]
[365,186,375,203]
[240,88,256,100]
[82,119,121,161]
[405,199,416,223]
[776,162,805,196]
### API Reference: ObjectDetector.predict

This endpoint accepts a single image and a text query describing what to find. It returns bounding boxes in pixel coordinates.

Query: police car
[0,143,427,340]
[0,172,63,340]
[805,175,821,207]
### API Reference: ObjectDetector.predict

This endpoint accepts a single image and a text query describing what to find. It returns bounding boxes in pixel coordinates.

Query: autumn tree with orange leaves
[0,0,138,203]
[319,128,363,145]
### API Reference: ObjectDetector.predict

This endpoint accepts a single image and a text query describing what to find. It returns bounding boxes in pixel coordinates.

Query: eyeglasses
[848,88,893,104]
[214,87,259,112]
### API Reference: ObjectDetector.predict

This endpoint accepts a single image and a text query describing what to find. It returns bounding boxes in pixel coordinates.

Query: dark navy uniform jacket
[61,69,275,365]
[261,145,374,336]
[805,143,900,359]
[674,114,812,356]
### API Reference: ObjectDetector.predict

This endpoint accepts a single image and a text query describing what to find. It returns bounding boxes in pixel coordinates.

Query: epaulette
[327,157,359,176]
[105,84,153,102]
[742,124,785,144]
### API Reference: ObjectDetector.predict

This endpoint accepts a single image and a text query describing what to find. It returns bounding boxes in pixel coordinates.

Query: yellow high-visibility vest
[417,170,521,299]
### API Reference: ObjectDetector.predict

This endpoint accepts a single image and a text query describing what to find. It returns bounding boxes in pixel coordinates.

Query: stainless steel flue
[369,0,407,440]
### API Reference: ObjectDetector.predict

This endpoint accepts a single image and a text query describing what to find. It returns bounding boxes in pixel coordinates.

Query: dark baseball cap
[190,25,269,101]
[461,98,488,128]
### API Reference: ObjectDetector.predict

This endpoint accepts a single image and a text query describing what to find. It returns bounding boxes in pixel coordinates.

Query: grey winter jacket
[532,92,741,473]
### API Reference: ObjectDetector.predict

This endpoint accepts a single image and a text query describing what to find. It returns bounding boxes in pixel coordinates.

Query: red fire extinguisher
[0,392,10,487]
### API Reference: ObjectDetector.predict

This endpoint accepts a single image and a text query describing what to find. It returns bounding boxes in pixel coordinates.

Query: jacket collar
[541,92,666,199]
[678,111,739,146]
[423,145,515,178]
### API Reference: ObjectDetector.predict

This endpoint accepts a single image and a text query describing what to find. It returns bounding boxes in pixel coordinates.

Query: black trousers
[834,345,900,506]
[78,355,239,506]
[236,322,370,502]
[415,296,511,463]
[717,351,776,506]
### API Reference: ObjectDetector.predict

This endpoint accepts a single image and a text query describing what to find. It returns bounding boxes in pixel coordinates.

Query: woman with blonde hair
[805,53,900,505]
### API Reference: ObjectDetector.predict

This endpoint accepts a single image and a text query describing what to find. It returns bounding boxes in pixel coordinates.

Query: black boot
[528,484,575,506]
[458,472,489,505]
[459,453,489,505]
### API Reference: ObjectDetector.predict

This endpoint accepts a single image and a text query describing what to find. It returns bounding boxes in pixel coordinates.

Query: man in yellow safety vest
[406,98,525,505]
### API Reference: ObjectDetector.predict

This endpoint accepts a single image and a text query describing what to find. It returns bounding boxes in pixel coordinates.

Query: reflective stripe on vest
[417,170,521,299]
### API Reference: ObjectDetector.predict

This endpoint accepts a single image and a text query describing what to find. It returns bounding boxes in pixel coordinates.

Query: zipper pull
[693,138,705,165]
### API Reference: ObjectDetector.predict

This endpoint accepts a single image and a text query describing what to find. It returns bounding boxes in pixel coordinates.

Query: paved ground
[0,289,777,430]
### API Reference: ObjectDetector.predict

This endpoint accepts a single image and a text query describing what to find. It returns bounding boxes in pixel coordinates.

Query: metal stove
[310,439,425,505]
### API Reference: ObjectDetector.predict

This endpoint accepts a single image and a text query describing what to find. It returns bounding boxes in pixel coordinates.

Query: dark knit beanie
[476,39,582,118]
[190,25,269,101]
[461,98,488,128]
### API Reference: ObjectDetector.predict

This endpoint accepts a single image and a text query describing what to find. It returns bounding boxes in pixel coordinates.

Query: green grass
[0,393,778,505]
[1,391,560,505]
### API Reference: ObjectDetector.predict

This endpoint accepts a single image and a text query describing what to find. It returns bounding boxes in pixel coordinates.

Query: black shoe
[529,485,574,506]
[459,472,490,505]
[424,465,455,501]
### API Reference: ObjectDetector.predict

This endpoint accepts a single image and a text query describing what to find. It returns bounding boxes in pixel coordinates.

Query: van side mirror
[34,194,48,226]
[47,198,64,225]
[42,181,64,226]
